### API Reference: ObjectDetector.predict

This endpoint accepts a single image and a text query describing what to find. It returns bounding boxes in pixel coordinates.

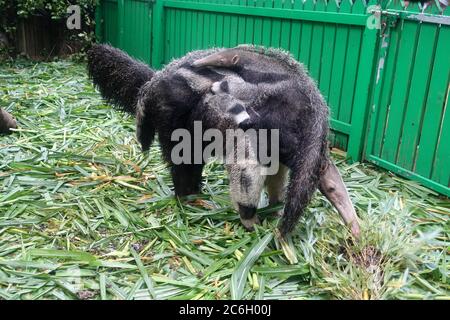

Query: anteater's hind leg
[226,162,266,230]
[319,161,360,238]
[265,164,288,217]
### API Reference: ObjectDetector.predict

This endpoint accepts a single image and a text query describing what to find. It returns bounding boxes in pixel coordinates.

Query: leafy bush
[0,0,97,58]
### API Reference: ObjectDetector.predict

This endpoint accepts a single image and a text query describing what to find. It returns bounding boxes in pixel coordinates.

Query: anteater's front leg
[171,164,205,196]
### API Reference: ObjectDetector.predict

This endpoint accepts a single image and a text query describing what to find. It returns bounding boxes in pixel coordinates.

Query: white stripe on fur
[234,112,250,124]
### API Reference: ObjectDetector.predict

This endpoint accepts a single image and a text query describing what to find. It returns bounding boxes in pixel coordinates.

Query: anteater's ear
[232,55,240,65]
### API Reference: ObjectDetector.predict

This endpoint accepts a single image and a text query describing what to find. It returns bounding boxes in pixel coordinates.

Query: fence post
[346,1,379,163]
[117,0,125,48]
[95,0,103,42]
[151,0,165,69]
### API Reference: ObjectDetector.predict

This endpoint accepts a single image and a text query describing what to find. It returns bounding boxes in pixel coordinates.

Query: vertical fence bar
[95,0,103,42]
[363,24,395,166]
[117,0,125,47]
[346,4,379,163]
[151,0,165,69]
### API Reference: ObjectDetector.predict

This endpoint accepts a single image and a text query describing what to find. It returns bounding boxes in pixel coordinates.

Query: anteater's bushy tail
[87,44,154,115]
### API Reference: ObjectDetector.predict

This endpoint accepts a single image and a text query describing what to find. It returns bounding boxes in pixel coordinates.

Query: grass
[0,59,448,300]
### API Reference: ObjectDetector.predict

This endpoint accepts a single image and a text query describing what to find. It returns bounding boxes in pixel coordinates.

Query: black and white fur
[87,44,361,238]
[189,46,331,235]
[209,73,291,130]
[174,66,255,129]
[199,92,287,229]
[192,48,361,237]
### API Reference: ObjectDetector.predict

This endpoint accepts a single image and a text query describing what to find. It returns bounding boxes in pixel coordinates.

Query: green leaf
[130,247,156,299]
[252,265,309,277]
[230,234,273,300]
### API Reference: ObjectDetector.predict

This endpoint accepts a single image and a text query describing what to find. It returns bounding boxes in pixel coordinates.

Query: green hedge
[0,0,97,58]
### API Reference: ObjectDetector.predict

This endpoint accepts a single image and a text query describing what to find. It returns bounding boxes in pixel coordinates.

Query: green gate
[95,0,450,196]
[158,0,377,161]
[365,3,450,196]
[96,0,153,63]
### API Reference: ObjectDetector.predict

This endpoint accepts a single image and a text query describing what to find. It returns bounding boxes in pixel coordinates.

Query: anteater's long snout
[191,53,227,68]
[191,56,214,68]
[191,49,241,68]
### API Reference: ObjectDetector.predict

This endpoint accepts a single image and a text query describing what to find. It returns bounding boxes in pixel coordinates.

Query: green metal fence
[95,0,450,196]
[365,2,450,195]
